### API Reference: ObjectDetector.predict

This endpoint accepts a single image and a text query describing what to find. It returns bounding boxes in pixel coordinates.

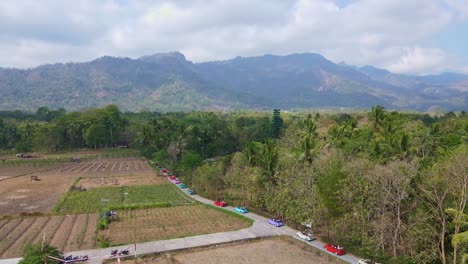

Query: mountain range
[0,52,466,112]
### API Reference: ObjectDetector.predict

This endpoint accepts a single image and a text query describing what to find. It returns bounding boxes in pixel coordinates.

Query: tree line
[0,105,466,263]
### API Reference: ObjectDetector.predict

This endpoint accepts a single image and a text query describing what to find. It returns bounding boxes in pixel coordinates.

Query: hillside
[0,52,466,111]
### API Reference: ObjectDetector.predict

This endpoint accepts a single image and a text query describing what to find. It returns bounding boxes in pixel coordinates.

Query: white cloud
[0,0,465,74]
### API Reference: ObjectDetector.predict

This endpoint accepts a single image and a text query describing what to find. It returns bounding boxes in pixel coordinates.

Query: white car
[358,259,380,264]
[296,231,315,241]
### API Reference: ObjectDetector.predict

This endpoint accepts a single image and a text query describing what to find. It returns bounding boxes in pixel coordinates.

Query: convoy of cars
[268,218,284,227]
[185,189,196,195]
[234,206,248,214]
[296,231,315,241]
[324,244,346,255]
[214,200,228,207]
[158,164,357,260]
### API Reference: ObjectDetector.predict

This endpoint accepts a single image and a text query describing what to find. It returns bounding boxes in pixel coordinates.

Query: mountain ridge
[0,52,466,111]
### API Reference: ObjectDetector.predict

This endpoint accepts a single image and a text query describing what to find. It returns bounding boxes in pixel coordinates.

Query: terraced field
[0,213,98,258]
[101,205,251,246]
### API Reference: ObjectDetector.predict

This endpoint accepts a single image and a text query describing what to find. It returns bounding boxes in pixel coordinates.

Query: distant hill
[0,52,466,111]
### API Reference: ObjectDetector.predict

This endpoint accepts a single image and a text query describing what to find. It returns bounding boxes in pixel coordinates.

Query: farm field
[50,157,152,177]
[55,184,193,213]
[0,170,78,215]
[0,154,157,216]
[101,205,251,246]
[121,238,336,264]
[79,175,166,189]
[0,213,98,258]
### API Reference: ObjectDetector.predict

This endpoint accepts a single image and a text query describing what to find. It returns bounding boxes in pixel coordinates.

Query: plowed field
[0,213,98,258]
[101,205,251,246]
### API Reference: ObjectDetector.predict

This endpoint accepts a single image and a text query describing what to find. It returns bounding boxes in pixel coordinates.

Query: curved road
[0,182,361,264]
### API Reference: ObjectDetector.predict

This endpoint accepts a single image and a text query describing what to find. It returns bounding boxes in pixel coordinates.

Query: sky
[0,0,467,74]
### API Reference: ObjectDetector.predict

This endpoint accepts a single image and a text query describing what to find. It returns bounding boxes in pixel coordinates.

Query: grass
[55,184,193,214]
[202,204,254,225]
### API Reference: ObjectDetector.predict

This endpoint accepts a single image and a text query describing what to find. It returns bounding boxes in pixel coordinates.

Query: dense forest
[0,106,467,263]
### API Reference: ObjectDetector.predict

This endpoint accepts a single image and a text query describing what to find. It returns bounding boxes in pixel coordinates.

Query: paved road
[0,180,361,264]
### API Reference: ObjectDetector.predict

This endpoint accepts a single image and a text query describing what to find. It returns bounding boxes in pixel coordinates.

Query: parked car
[169,175,177,180]
[186,189,196,195]
[358,259,380,264]
[177,183,187,189]
[161,169,168,173]
[268,218,284,227]
[171,179,180,184]
[324,244,346,255]
[296,231,315,241]
[214,200,227,207]
[234,206,248,214]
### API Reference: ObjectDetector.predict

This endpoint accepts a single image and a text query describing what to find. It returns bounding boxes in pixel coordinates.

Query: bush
[19,243,62,264]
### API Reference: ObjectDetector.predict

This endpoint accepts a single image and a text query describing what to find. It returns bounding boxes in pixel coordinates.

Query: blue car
[186,189,196,195]
[177,183,187,189]
[234,206,248,214]
[268,218,284,227]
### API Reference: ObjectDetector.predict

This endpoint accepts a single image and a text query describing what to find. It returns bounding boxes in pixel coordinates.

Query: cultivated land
[55,184,192,213]
[0,150,254,260]
[0,213,98,258]
[100,205,251,246]
[121,238,337,264]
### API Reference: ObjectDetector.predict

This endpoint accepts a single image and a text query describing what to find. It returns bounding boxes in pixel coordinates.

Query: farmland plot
[56,185,192,213]
[0,213,98,258]
[101,205,251,246]
[0,172,79,215]
[122,238,336,264]
[52,158,152,177]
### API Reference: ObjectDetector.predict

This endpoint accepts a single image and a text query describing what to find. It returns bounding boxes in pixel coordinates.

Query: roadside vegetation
[1,105,467,263]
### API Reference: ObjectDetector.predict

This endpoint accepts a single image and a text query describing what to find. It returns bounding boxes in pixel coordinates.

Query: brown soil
[122,238,335,264]
[79,175,166,189]
[0,157,154,216]
[101,205,251,246]
[0,214,98,258]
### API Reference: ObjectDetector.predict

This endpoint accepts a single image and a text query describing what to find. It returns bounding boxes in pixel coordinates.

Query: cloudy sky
[1,0,467,74]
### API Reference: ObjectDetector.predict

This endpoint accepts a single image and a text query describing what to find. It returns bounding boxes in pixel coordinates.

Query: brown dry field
[0,213,98,258]
[122,238,335,264]
[0,157,154,215]
[52,157,152,177]
[101,205,251,246]
[0,171,78,215]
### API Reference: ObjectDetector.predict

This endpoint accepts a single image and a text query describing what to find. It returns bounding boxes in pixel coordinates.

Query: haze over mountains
[0,52,466,112]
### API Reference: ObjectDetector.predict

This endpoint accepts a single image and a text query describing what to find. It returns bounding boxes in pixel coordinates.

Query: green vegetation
[2,105,467,263]
[18,243,62,264]
[55,185,192,213]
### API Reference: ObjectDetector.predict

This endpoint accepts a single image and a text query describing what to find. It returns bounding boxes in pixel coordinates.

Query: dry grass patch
[121,237,339,264]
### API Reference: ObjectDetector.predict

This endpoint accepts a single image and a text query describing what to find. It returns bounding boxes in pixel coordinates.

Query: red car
[161,169,168,173]
[169,176,177,180]
[214,201,227,207]
[324,244,346,255]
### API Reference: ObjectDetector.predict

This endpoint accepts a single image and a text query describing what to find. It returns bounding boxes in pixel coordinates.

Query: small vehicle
[110,250,118,256]
[186,189,196,195]
[169,175,177,180]
[324,244,346,255]
[234,206,248,214]
[177,183,187,189]
[296,231,315,241]
[120,250,129,255]
[358,259,380,264]
[161,169,168,173]
[214,200,227,207]
[172,179,180,184]
[268,218,284,227]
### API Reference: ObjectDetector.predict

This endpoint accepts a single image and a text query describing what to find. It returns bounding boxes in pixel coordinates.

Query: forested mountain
[0,52,466,111]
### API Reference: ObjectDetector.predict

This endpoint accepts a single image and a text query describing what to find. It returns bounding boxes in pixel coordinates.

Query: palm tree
[370,105,385,131]
[299,134,318,164]
[445,208,468,264]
